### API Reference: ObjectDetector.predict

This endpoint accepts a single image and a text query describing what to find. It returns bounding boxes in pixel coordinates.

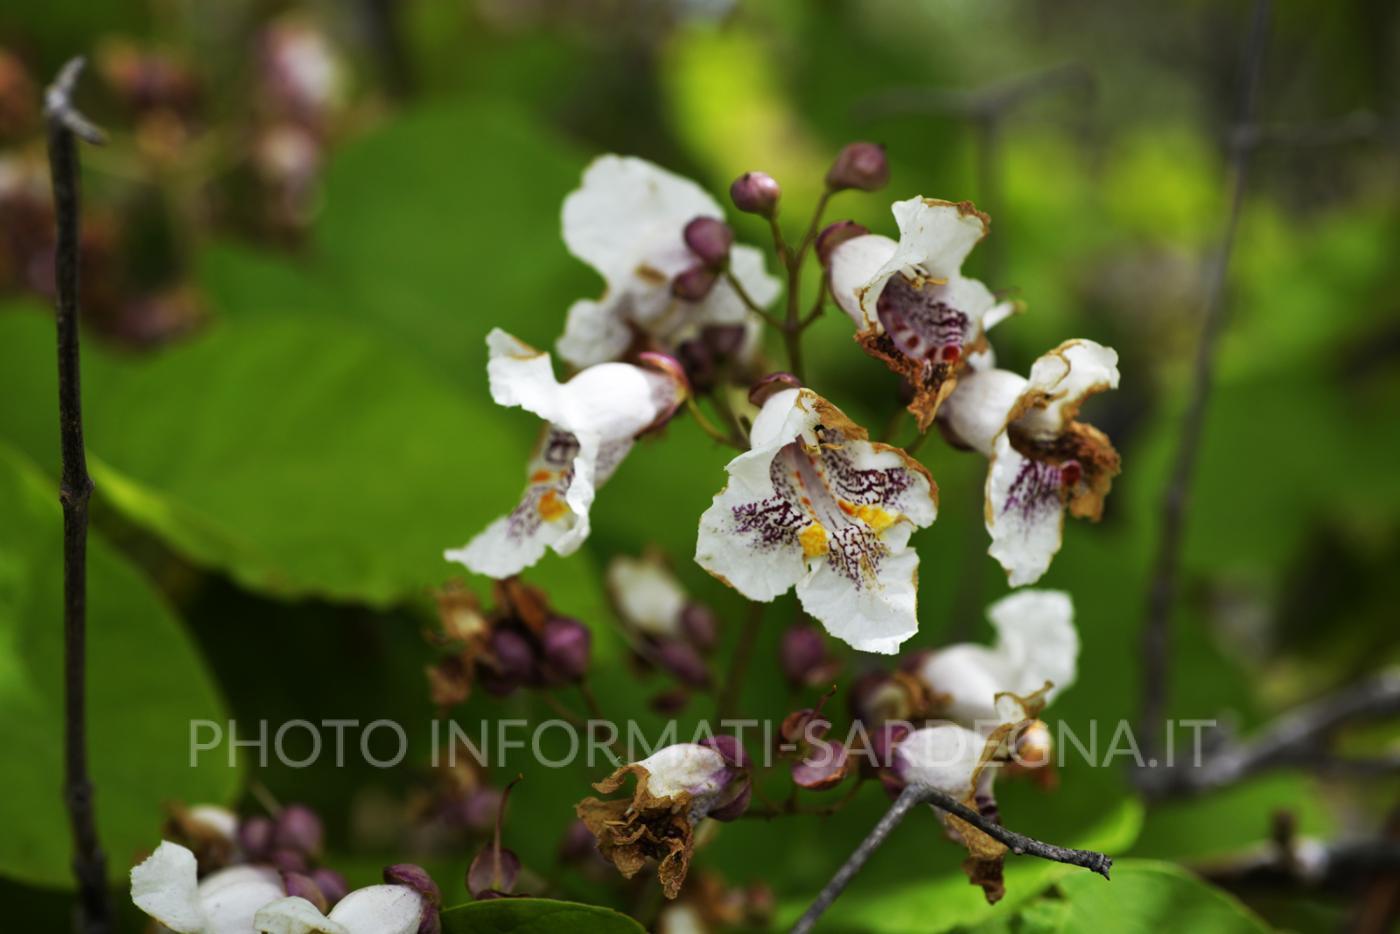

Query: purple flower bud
[467,845,521,899]
[815,220,870,267]
[676,338,717,394]
[282,871,328,913]
[270,848,308,874]
[654,639,711,689]
[683,216,734,267]
[699,734,751,769]
[273,805,323,858]
[237,815,275,860]
[826,142,889,192]
[729,171,782,217]
[384,863,442,907]
[558,819,602,864]
[792,742,850,790]
[457,788,503,834]
[541,617,591,683]
[748,372,802,408]
[648,687,692,715]
[310,867,349,906]
[706,777,752,822]
[679,601,718,651]
[672,263,719,302]
[780,624,827,687]
[482,628,535,696]
[635,351,691,429]
[701,323,747,360]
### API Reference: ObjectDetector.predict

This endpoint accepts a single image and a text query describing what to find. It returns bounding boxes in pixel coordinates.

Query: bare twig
[45,56,111,934]
[791,783,1111,933]
[1139,0,1271,768]
[1142,668,1400,799]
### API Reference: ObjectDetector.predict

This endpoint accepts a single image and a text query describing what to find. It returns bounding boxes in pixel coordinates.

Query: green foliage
[440,898,645,934]
[0,445,234,887]
[1056,859,1271,933]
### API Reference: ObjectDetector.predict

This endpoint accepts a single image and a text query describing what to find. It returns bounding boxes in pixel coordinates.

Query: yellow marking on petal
[537,490,568,522]
[854,504,897,533]
[798,523,828,558]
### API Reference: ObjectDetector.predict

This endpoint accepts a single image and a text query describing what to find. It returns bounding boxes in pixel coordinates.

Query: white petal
[986,434,1066,586]
[918,645,1006,728]
[938,368,1027,457]
[326,885,425,934]
[828,234,896,329]
[857,199,988,326]
[254,896,347,934]
[199,865,286,934]
[1014,339,1120,439]
[987,589,1077,704]
[562,155,722,299]
[556,296,632,369]
[130,841,204,933]
[797,545,919,655]
[606,554,688,638]
[893,725,985,796]
[637,744,727,799]
[693,244,782,327]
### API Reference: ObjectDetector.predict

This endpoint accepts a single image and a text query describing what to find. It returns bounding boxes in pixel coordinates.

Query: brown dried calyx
[1007,419,1121,521]
[575,765,699,899]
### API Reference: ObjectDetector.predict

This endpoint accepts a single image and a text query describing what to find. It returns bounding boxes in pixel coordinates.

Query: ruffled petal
[857,199,989,326]
[1012,339,1120,439]
[130,841,204,933]
[986,589,1077,704]
[937,368,1028,457]
[606,554,688,639]
[796,545,919,655]
[829,234,897,329]
[326,885,425,934]
[985,434,1067,586]
[556,296,632,369]
[254,896,348,934]
[636,744,728,800]
[198,865,286,934]
[917,644,1007,728]
[892,724,985,795]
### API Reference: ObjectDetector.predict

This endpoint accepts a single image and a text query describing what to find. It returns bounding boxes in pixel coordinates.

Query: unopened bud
[384,863,442,907]
[672,264,719,302]
[541,616,591,683]
[701,323,747,360]
[282,872,328,913]
[729,171,781,217]
[780,624,827,687]
[274,805,323,858]
[654,639,711,689]
[467,845,521,899]
[676,338,717,394]
[748,372,802,407]
[482,628,536,696]
[310,868,348,907]
[815,220,870,266]
[270,848,308,874]
[679,601,718,651]
[683,216,734,267]
[826,142,889,192]
[238,815,275,861]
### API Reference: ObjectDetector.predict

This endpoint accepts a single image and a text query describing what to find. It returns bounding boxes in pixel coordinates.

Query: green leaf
[0,308,528,606]
[0,445,235,887]
[1057,859,1272,933]
[440,898,645,934]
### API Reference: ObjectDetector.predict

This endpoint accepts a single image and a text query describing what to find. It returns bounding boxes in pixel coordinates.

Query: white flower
[891,723,989,799]
[605,552,689,640]
[695,388,938,654]
[917,590,1078,729]
[445,329,686,579]
[939,339,1121,585]
[827,198,1014,430]
[557,155,781,368]
[130,841,287,933]
[252,888,424,934]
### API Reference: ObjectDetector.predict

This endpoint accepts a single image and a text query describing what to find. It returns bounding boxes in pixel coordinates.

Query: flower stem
[724,269,784,330]
[792,784,1112,933]
[718,602,765,720]
[685,397,744,450]
[45,57,111,934]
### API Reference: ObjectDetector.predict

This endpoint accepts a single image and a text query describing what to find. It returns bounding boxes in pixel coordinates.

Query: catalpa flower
[695,387,938,654]
[576,739,751,898]
[445,328,687,579]
[939,339,1121,585]
[606,552,718,690]
[130,842,438,934]
[916,590,1078,730]
[827,198,1014,430]
[557,155,781,368]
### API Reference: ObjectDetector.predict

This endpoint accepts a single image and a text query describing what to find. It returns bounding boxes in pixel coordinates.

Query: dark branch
[45,55,111,934]
[855,62,1095,123]
[791,784,1111,933]
[1138,0,1271,768]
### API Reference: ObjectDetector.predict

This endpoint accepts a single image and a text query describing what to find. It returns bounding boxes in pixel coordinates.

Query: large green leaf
[0,445,235,888]
[1057,860,1271,933]
[0,308,528,606]
[440,898,644,934]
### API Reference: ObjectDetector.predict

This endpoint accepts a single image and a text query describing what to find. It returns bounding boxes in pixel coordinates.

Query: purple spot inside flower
[876,275,970,366]
[1003,457,1063,520]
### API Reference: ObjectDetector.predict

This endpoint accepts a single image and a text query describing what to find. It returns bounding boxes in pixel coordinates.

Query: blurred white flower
[827,197,1015,430]
[939,339,1121,585]
[252,887,424,934]
[446,329,687,578]
[695,387,938,654]
[557,155,780,368]
[130,841,287,933]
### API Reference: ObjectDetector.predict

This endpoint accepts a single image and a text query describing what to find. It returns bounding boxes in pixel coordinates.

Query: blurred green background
[1,0,1397,931]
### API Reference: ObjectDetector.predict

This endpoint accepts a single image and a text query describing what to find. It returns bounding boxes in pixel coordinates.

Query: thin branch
[1142,668,1400,799]
[685,397,745,451]
[724,269,784,329]
[791,784,1111,933]
[855,62,1095,124]
[46,56,111,934]
[1139,0,1271,768]
[718,602,764,720]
